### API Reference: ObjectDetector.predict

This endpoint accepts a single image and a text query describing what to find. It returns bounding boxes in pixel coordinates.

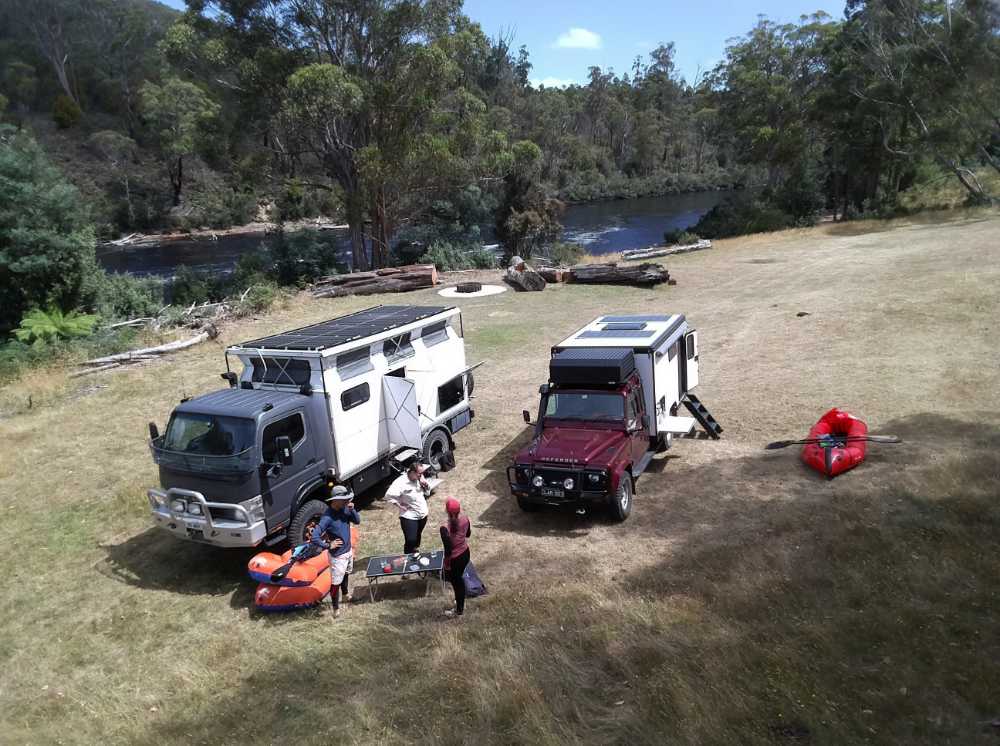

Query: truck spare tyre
[288,499,328,547]
[422,429,452,472]
[456,282,482,294]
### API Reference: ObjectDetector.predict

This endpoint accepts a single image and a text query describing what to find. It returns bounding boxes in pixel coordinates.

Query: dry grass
[1,215,999,744]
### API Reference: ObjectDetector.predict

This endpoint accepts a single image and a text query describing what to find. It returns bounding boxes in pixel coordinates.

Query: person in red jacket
[440,497,472,618]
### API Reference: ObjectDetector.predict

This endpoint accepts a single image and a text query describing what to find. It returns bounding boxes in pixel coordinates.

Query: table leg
[369,578,377,603]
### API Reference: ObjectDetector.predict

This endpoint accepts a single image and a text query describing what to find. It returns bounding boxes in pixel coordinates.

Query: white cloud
[553,27,603,50]
[530,76,577,89]
[635,40,652,50]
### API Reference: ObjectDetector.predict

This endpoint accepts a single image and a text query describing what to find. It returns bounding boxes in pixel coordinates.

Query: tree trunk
[371,186,392,269]
[169,155,183,206]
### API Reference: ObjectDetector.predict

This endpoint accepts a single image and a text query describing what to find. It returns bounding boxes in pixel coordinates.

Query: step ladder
[681,394,723,439]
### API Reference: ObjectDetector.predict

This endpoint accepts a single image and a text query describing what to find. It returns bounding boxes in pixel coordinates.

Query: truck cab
[148,388,334,548]
[508,314,721,521]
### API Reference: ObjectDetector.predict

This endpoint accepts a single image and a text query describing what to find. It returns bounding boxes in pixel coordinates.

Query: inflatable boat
[247,545,329,587]
[255,570,332,612]
[801,408,868,478]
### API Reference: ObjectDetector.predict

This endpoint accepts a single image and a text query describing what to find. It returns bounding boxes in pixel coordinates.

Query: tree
[140,77,220,206]
[88,130,138,227]
[18,0,83,108]
[495,140,563,258]
[0,126,98,335]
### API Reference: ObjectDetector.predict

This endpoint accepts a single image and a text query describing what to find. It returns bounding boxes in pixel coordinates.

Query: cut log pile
[311,265,438,298]
[569,262,671,286]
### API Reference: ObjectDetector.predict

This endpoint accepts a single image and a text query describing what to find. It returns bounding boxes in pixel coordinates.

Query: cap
[445,497,461,515]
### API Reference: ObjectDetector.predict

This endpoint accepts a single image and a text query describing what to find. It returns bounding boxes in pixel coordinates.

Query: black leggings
[449,549,471,615]
[331,574,349,609]
[400,517,427,554]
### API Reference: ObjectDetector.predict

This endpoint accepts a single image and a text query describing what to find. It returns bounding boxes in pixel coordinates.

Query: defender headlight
[187,503,203,516]
[587,472,602,484]
[532,475,544,488]
[563,478,575,490]
[170,499,186,513]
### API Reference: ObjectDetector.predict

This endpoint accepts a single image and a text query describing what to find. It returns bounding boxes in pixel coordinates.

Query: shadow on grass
[140,413,1000,744]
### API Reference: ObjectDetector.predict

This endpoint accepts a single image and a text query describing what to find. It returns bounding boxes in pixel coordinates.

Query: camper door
[380,376,422,453]
[683,330,699,390]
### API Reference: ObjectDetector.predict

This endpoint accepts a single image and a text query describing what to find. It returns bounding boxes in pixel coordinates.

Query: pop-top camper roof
[231,305,457,355]
[553,314,686,352]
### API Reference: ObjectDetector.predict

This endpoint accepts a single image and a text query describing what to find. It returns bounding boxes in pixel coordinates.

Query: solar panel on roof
[599,315,673,323]
[602,322,647,331]
[578,329,656,339]
[236,305,452,351]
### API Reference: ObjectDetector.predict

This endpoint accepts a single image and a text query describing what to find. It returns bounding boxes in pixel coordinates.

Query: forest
[0,0,998,350]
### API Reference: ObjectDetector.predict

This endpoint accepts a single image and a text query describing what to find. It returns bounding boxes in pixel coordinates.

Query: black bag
[462,561,487,598]
[439,450,457,472]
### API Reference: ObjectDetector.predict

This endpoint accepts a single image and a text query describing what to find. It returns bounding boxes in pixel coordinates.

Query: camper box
[227,305,475,488]
[551,314,703,442]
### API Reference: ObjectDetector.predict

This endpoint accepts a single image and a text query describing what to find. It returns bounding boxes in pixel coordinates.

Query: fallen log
[569,262,671,286]
[80,324,219,367]
[537,268,567,283]
[620,239,711,261]
[313,264,437,289]
[503,256,546,291]
[69,362,122,378]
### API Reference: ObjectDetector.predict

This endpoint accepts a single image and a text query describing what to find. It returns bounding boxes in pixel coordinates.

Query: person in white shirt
[385,463,432,554]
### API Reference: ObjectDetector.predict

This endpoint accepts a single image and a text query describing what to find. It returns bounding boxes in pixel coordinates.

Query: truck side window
[422,320,449,347]
[383,333,414,362]
[437,375,464,413]
[262,413,305,462]
[337,347,373,380]
[626,393,639,427]
[341,382,370,411]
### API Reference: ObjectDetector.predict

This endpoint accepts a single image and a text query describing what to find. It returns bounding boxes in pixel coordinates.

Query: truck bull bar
[148,487,267,548]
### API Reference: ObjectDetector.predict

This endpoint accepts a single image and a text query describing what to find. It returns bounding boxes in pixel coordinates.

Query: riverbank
[2,213,999,743]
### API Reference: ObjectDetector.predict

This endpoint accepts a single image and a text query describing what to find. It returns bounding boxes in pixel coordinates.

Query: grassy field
[1,213,999,745]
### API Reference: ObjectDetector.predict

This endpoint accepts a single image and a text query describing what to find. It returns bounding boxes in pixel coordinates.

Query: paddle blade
[865,435,902,444]
[270,561,293,582]
[764,440,796,450]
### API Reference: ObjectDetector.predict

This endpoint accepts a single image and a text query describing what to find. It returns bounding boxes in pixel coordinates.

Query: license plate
[541,488,564,498]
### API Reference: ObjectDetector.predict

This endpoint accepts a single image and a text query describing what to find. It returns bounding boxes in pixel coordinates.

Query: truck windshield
[163,413,255,455]
[152,413,258,475]
[544,393,624,422]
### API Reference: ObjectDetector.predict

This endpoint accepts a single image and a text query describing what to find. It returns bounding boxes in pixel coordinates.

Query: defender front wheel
[609,475,633,522]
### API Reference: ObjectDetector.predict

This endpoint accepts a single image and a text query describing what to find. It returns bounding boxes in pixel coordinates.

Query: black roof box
[549,347,636,387]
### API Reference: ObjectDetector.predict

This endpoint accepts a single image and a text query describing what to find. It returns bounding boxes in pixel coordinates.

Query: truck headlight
[532,475,544,488]
[187,503,203,516]
[170,499,186,513]
[563,478,575,490]
[241,495,265,523]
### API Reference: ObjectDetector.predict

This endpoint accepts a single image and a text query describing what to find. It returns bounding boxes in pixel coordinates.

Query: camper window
[262,413,305,462]
[422,320,448,347]
[383,333,414,362]
[250,357,311,386]
[341,382,370,411]
[437,375,465,413]
[337,347,373,380]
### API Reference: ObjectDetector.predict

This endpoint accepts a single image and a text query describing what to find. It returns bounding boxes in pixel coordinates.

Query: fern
[14,308,99,345]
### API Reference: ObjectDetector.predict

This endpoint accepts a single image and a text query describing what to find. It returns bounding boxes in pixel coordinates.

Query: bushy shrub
[0,327,140,384]
[88,273,164,321]
[169,265,213,306]
[52,95,82,129]
[267,229,345,286]
[276,180,342,221]
[693,195,798,239]
[663,228,701,246]
[418,241,496,271]
[544,242,584,266]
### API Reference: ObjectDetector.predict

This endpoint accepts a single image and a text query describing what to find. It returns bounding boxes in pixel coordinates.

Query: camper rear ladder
[681,394,723,439]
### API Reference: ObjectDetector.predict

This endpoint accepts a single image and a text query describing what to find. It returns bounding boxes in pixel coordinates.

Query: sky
[158,0,846,86]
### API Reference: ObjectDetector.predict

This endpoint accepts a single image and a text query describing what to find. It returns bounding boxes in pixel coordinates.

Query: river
[96,190,727,277]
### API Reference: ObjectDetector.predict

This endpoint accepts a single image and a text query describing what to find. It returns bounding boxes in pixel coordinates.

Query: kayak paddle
[765,435,902,450]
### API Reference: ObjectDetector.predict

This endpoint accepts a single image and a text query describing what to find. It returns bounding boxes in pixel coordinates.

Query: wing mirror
[275,435,294,466]
[522,409,531,424]
[148,422,159,440]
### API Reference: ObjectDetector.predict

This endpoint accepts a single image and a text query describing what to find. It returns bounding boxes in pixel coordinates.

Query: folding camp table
[364,549,446,602]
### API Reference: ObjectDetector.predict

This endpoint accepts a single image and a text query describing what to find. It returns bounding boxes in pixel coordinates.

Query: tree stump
[456,282,483,294]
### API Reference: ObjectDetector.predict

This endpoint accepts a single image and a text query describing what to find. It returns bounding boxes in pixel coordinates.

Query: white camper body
[552,314,701,441]
[226,305,474,489]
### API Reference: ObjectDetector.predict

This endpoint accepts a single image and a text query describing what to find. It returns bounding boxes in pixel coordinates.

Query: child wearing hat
[311,486,360,619]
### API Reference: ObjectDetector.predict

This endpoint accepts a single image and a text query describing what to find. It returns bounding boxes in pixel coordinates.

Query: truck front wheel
[609,474,633,522]
[289,499,327,548]
[516,495,539,512]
